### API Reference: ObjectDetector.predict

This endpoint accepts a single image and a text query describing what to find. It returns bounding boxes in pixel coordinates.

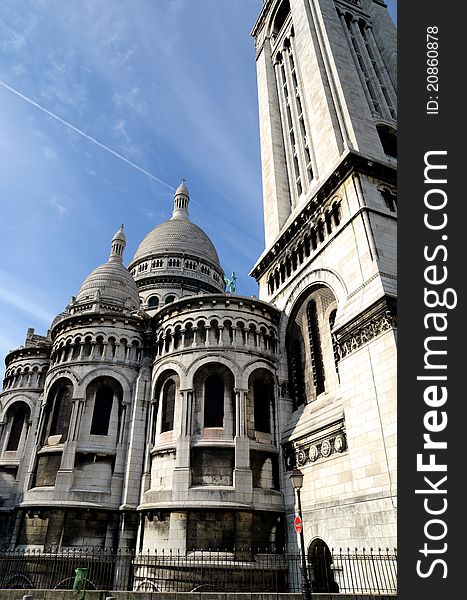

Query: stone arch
[247,367,276,440]
[302,519,339,557]
[284,280,340,406]
[77,367,133,397]
[185,354,241,389]
[269,0,291,38]
[307,538,340,593]
[0,400,31,454]
[152,369,181,441]
[192,361,236,438]
[237,359,276,390]
[152,359,187,393]
[85,375,124,441]
[280,268,347,336]
[0,393,35,419]
[41,376,74,445]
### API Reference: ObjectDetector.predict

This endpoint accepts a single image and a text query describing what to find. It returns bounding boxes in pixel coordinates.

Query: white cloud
[49,193,71,217]
[0,283,54,325]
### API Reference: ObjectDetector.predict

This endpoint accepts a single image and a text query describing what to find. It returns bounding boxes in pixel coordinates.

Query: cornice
[250,152,396,280]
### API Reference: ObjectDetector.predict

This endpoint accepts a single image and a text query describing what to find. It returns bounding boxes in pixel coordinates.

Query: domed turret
[73,225,140,313]
[128,181,225,309]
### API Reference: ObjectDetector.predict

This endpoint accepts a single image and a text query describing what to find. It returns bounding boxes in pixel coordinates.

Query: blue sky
[0,0,396,370]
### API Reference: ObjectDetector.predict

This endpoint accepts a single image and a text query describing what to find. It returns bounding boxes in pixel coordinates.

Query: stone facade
[0,0,396,569]
[250,0,397,553]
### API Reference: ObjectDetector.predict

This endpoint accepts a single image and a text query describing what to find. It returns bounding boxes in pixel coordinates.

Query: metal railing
[0,547,397,594]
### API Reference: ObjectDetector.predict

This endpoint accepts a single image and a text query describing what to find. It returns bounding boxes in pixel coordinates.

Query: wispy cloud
[0,282,55,324]
[49,193,71,217]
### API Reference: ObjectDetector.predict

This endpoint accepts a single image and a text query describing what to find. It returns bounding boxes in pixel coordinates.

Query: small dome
[76,262,140,309]
[75,225,140,311]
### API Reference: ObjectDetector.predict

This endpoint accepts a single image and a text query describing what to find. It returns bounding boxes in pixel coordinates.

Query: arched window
[253,381,271,433]
[271,0,290,37]
[5,402,30,451]
[165,295,176,304]
[90,385,114,436]
[148,296,159,308]
[204,374,224,428]
[49,384,72,441]
[288,339,306,409]
[161,380,176,432]
[307,299,325,395]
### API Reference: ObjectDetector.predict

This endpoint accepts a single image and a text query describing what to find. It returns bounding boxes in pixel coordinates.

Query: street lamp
[290,467,312,600]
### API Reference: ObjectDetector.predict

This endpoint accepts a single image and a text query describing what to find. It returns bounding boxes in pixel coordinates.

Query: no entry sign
[294,515,302,534]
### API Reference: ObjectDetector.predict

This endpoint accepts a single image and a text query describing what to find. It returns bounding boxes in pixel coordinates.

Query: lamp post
[290,467,312,600]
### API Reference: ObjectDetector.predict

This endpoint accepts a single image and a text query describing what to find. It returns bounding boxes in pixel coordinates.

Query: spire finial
[171,178,190,220]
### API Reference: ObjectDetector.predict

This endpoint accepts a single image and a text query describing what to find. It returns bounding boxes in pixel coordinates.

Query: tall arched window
[307,299,325,395]
[49,384,72,442]
[288,338,306,409]
[161,380,176,432]
[204,374,224,428]
[287,286,338,408]
[253,381,271,433]
[5,402,30,451]
[90,385,114,436]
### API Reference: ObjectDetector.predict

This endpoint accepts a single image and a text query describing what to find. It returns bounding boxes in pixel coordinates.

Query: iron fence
[0,547,397,594]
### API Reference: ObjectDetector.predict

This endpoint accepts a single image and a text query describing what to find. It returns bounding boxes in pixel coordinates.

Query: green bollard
[73,567,88,600]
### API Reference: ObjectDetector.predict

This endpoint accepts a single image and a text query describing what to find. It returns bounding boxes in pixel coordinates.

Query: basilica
[0,0,397,564]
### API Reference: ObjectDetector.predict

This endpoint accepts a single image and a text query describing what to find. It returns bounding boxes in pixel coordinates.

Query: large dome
[128,181,225,305]
[132,218,220,266]
[75,225,140,311]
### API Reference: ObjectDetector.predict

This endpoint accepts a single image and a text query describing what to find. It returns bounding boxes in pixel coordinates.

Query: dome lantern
[171,179,190,221]
[109,224,126,263]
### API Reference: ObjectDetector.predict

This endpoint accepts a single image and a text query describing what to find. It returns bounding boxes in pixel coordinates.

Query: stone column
[120,366,151,510]
[56,397,84,490]
[234,388,252,502]
[173,390,193,495]
[167,511,187,551]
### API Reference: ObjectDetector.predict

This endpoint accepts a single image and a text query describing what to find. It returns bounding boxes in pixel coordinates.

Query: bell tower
[252,0,396,248]
[251,0,397,551]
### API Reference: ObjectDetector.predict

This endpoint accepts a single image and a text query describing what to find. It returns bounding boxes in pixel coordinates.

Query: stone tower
[250,0,397,553]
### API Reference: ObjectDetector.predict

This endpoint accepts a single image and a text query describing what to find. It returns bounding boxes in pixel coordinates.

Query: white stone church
[0,0,397,566]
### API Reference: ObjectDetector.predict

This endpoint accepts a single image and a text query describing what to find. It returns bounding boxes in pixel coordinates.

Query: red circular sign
[294,515,302,534]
